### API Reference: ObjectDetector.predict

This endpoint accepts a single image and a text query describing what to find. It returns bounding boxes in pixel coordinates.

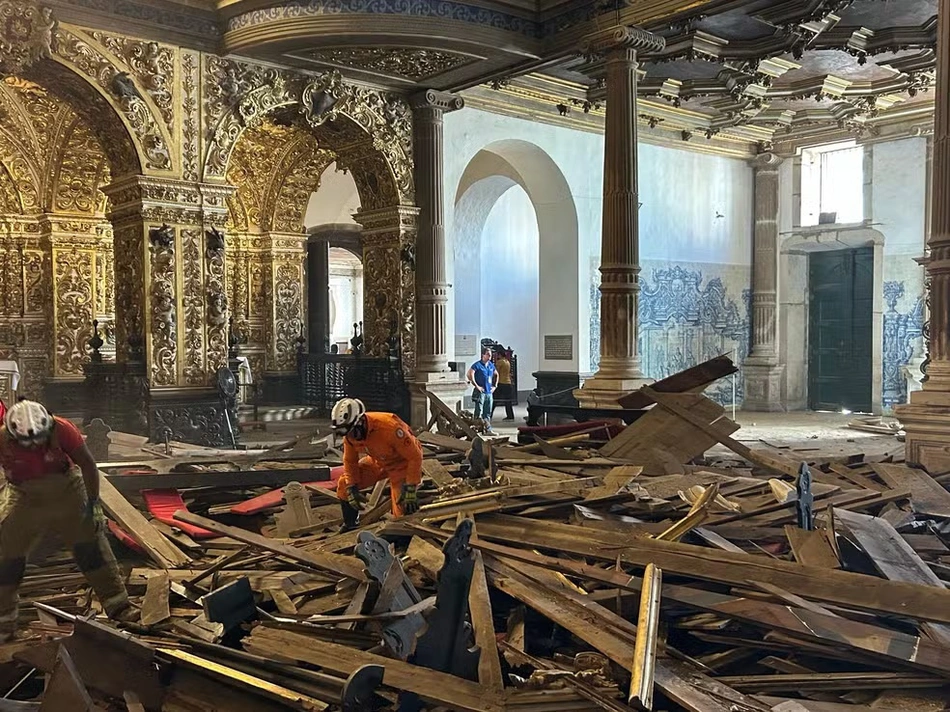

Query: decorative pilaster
[258,231,306,403]
[352,205,419,374]
[102,176,236,444]
[411,89,464,375]
[743,152,787,411]
[897,1,950,471]
[575,26,666,409]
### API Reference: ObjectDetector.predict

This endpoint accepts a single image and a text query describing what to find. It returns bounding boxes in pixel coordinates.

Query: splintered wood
[3,359,950,711]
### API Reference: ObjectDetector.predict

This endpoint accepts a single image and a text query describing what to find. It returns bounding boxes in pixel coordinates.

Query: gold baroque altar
[0,1,417,438]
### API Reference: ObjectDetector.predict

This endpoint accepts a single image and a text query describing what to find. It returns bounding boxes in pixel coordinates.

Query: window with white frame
[800,141,864,226]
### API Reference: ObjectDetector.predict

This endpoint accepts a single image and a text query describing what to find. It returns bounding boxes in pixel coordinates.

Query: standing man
[492,348,516,422]
[0,400,134,641]
[467,348,499,434]
[331,398,423,531]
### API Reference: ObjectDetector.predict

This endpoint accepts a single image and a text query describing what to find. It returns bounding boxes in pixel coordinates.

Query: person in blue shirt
[467,348,499,434]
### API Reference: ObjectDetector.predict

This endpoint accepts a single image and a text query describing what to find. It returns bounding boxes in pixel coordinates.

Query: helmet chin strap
[350,415,367,440]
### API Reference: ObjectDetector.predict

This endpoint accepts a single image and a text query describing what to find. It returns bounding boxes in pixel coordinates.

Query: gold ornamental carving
[302,47,475,82]
[0,1,54,75]
[271,257,303,373]
[149,235,177,386]
[53,26,171,172]
[181,51,200,183]
[92,33,175,132]
[205,227,228,377]
[52,247,94,376]
[180,228,205,386]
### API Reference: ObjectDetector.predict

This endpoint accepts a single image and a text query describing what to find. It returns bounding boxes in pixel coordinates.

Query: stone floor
[242,405,904,461]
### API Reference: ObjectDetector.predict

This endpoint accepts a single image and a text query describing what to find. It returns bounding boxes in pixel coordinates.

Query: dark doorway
[807,246,873,412]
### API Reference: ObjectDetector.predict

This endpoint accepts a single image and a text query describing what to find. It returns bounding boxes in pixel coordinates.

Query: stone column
[410,89,464,374]
[897,1,950,470]
[409,89,468,424]
[307,236,330,354]
[575,26,666,409]
[743,152,787,410]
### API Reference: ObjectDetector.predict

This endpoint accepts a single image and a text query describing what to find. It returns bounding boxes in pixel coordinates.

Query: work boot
[338,501,361,533]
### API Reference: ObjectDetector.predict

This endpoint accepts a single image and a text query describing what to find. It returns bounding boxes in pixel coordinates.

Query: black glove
[346,485,368,511]
[400,484,419,515]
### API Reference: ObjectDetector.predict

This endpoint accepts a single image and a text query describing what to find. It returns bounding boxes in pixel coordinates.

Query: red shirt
[0,417,85,484]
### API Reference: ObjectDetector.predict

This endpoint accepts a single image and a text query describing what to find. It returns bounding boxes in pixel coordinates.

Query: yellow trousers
[0,471,128,633]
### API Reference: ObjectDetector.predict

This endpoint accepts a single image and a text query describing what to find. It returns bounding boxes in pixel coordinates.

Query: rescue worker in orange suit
[331,398,422,531]
[0,400,135,641]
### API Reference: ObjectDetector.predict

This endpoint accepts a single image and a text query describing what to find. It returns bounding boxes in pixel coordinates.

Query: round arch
[452,139,579,387]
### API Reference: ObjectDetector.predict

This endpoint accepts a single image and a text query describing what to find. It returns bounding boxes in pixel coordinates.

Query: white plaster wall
[872,138,926,257]
[478,186,540,388]
[444,108,603,375]
[638,143,753,266]
[304,162,361,229]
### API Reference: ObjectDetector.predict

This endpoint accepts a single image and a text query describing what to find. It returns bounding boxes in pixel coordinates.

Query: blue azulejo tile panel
[590,261,751,406]
[882,280,923,410]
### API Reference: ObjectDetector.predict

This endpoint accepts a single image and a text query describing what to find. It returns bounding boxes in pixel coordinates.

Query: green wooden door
[808,247,873,412]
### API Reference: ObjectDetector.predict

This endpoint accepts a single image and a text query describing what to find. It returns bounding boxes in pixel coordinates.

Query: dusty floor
[242,405,904,461]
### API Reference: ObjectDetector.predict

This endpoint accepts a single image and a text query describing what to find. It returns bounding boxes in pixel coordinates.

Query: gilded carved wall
[0,0,418,406]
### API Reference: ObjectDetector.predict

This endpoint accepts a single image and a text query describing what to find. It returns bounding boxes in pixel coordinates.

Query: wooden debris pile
[1,358,950,711]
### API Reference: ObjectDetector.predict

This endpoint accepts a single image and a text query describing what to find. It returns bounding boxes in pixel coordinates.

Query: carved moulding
[180,228,205,386]
[51,246,95,377]
[149,234,177,386]
[302,47,476,82]
[0,1,54,75]
[260,233,305,374]
[51,24,172,172]
[202,58,414,207]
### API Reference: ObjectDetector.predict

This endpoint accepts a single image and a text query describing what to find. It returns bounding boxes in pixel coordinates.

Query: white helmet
[331,398,365,434]
[5,400,53,446]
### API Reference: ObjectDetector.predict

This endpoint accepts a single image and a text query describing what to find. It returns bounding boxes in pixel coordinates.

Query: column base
[573,375,654,409]
[410,371,468,428]
[742,360,786,412]
[896,389,950,471]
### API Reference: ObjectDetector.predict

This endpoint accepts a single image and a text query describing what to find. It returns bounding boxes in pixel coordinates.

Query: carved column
[411,89,463,374]
[897,2,950,470]
[259,232,306,403]
[743,152,787,411]
[307,236,330,354]
[102,176,235,445]
[41,215,109,413]
[352,205,419,371]
[575,26,666,409]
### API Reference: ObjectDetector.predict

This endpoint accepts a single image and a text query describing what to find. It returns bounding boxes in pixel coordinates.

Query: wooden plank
[871,463,950,518]
[421,459,456,487]
[835,508,950,648]
[469,550,504,692]
[418,432,472,453]
[172,510,367,582]
[99,474,190,569]
[483,556,769,712]
[640,387,800,477]
[140,573,171,627]
[473,540,950,677]
[784,527,840,569]
[105,467,331,493]
[474,514,950,625]
[244,626,505,712]
[617,355,738,409]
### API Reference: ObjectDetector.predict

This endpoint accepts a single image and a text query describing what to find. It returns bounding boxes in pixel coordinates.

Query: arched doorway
[452,140,578,392]
[215,67,416,400]
[0,28,144,409]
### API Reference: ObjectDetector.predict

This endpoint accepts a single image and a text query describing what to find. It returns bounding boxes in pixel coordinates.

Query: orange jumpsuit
[336,412,423,517]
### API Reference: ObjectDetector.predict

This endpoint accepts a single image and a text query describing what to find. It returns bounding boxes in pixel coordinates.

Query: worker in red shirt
[331,398,422,531]
[0,400,134,641]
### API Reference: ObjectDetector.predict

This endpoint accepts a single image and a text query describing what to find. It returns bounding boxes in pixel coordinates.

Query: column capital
[581,25,666,57]
[409,89,464,114]
[750,152,785,170]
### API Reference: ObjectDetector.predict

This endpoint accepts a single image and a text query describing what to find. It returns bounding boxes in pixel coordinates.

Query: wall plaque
[455,334,477,357]
[544,335,573,361]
